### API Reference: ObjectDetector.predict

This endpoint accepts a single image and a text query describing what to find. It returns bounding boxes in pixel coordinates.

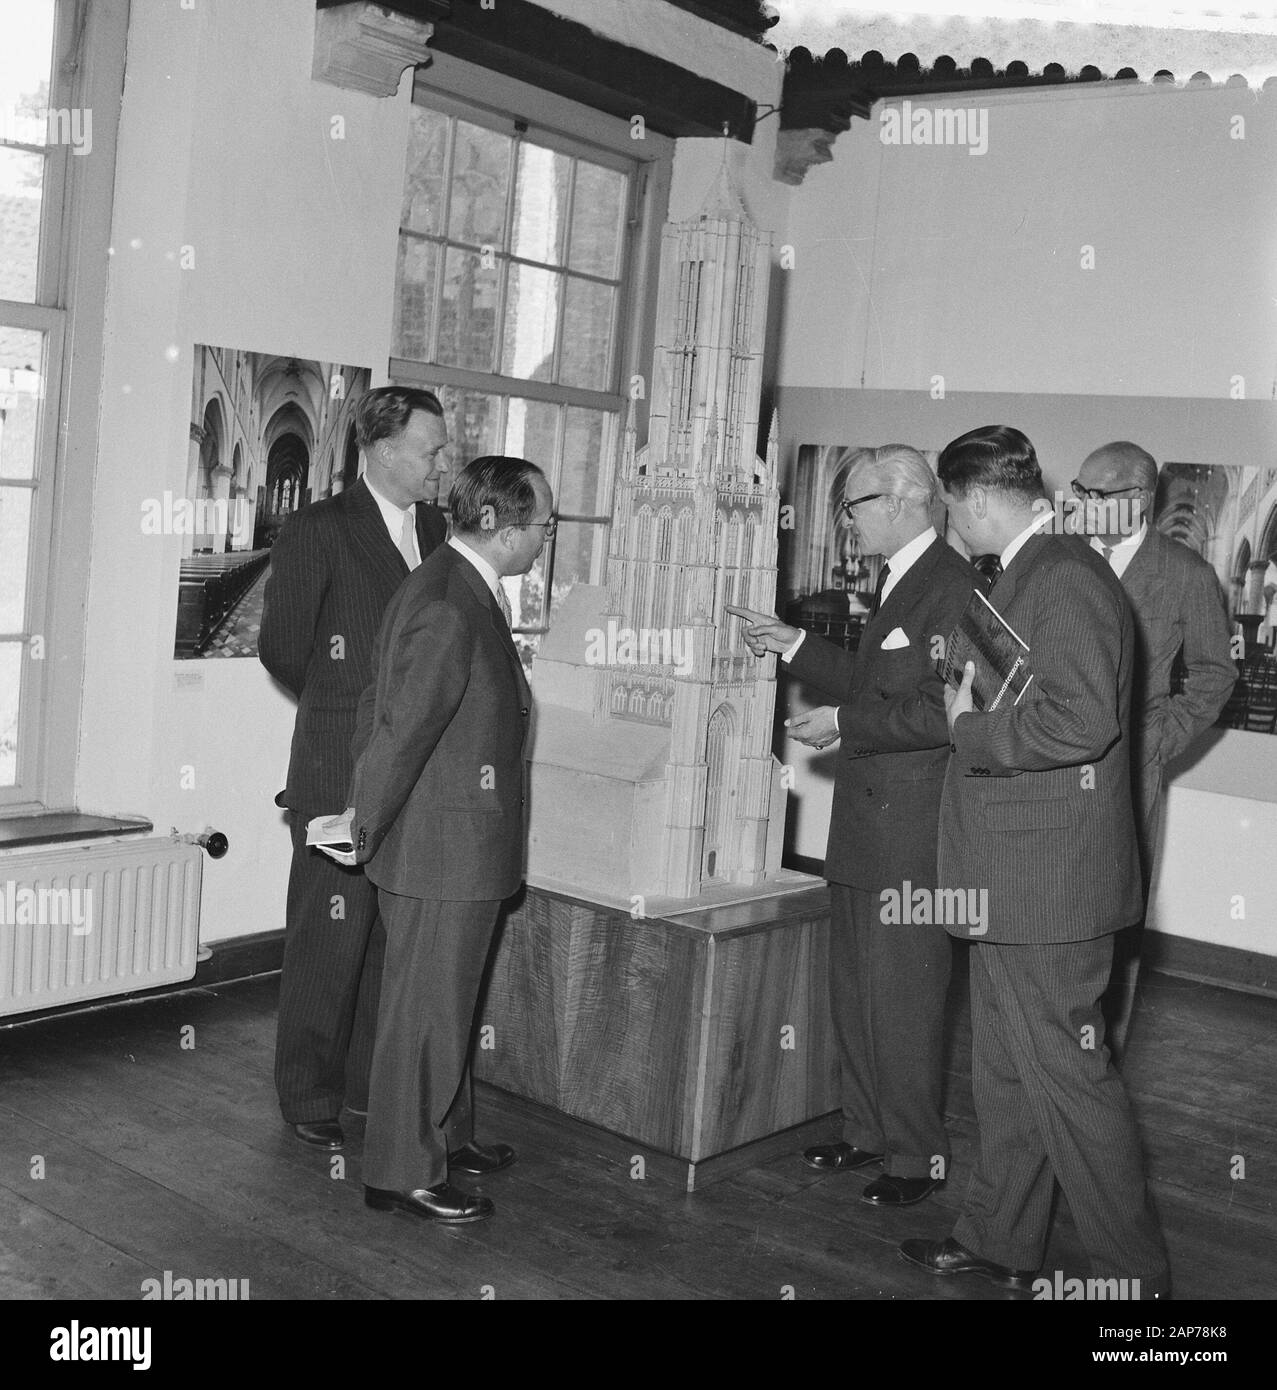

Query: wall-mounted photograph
[1155,462,1277,735]
[172,344,371,659]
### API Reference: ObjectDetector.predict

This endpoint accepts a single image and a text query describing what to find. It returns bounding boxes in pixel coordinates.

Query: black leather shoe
[802,1142,883,1172]
[862,1174,944,1206]
[450,1140,517,1176]
[293,1120,344,1150]
[899,1236,1035,1291]
[364,1183,494,1223]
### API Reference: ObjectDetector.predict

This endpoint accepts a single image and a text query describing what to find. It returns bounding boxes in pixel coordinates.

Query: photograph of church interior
[0,0,1274,1306]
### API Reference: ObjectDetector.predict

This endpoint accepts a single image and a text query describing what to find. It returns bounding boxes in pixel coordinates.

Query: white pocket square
[880,627,910,650]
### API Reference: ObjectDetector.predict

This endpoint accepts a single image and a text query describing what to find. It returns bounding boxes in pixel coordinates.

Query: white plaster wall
[778,83,1277,400]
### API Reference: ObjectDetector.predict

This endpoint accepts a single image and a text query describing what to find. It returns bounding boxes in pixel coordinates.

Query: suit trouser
[829,883,952,1178]
[953,934,1169,1280]
[362,892,500,1191]
[1103,759,1164,1061]
[275,813,384,1123]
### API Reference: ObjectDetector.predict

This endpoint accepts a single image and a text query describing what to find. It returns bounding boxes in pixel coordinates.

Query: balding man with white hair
[1074,441,1234,1059]
[735,445,981,1207]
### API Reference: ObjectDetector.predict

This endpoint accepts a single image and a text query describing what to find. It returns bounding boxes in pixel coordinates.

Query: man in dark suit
[1075,442,1235,1058]
[734,446,978,1207]
[348,456,551,1224]
[259,386,449,1150]
[900,425,1170,1298]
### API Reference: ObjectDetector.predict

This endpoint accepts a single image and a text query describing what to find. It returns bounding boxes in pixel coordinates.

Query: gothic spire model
[526,150,787,904]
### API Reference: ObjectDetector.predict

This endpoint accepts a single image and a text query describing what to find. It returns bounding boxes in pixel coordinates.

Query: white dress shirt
[1091,523,1147,580]
[364,475,419,568]
[447,534,503,604]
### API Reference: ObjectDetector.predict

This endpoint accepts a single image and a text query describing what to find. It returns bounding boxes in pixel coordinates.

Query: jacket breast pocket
[872,645,920,694]
[983,798,1077,832]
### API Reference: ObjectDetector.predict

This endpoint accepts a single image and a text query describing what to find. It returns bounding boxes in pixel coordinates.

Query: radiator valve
[171,826,229,859]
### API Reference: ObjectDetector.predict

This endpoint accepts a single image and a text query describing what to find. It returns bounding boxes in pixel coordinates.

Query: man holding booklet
[731,445,978,1209]
[899,425,1170,1298]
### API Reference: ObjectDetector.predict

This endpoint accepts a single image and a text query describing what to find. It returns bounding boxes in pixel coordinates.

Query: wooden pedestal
[473,883,839,1190]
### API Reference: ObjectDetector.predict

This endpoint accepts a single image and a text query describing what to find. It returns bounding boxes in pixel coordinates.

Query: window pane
[507,552,548,671]
[559,407,614,516]
[548,520,603,615]
[559,278,615,390]
[511,142,569,266]
[447,120,511,247]
[436,387,503,498]
[0,640,21,787]
[500,262,559,381]
[0,327,45,480]
[568,162,626,278]
[0,487,32,630]
[0,0,55,125]
[504,398,558,474]
[440,245,498,371]
[392,237,439,360]
[402,105,450,236]
[0,149,45,303]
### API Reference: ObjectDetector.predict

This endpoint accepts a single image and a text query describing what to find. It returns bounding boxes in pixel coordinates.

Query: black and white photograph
[0,0,1275,1358]
[172,343,371,659]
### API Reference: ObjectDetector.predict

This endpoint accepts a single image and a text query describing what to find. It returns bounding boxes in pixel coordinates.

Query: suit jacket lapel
[988,529,1050,612]
[862,536,945,644]
[449,548,532,702]
[416,501,448,559]
[344,478,409,590]
[1119,526,1166,596]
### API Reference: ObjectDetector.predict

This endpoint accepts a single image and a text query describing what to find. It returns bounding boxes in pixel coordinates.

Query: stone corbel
[312,2,438,97]
[773,128,839,186]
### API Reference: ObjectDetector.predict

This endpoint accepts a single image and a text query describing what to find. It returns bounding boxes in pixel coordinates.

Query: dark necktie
[973,553,1003,584]
[869,562,890,620]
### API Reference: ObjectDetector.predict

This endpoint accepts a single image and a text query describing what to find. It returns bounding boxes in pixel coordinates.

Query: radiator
[0,838,202,1019]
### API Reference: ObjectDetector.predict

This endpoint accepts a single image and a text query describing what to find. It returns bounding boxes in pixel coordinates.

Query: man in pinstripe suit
[259,387,449,1151]
[900,426,1171,1298]
[1075,443,1235,1060]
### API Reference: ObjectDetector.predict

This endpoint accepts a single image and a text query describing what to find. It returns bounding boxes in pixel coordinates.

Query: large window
[391,86,663,664]
[1,1,64,797]
[1,0,122,809]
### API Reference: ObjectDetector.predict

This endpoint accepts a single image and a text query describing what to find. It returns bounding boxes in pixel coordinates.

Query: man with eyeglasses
[345,456,553,1224]
[734,446,978,1208]
[1074,442,1234,1059]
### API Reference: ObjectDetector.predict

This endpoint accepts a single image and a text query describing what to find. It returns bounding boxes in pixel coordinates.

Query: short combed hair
[355,386,443,452]
[938,425,1043,500]
[449,455,546,535]
[852,444,936,508]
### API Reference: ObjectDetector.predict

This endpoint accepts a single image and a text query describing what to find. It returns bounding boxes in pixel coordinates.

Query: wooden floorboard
[0,967,1273,1300]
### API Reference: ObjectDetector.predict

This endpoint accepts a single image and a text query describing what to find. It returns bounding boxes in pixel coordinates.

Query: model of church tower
[525,152,788,904]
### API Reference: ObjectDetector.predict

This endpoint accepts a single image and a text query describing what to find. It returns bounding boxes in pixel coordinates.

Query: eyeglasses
[522,517,557,538]
[838,492,887,519]
[1070,481,1142,502]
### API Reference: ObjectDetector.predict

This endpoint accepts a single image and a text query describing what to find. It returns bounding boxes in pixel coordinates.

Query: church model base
[473,882,839,1191]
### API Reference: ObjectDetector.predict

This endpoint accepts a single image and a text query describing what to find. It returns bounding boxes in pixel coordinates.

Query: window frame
[390,57,672,638]
[0,0,126,813]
